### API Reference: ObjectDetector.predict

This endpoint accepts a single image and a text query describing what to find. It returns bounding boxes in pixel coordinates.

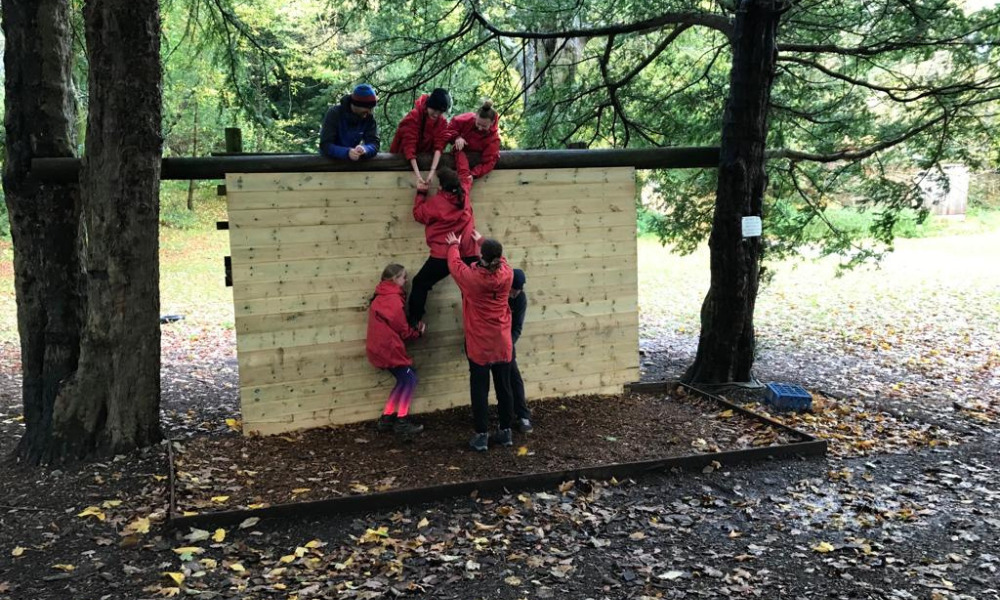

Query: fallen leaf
[229,563,246,573]
[11,547,25,557]
[210,496,229,503]
[718,409,735,418]
[558,480,575,493]
[279,555,296,564]
[812,541,835,553]
[239,517,259,529]
[504,575,522,586]
[658,570,685,580]
[291,488,311,495]
[172,546,205,558]
[52,564,75,572]
[417,517,429,529]
[225,418,241,431]
[159,587,180,597]
[304,539,323,549]
[516,446,529,456]
[163,572,185,586]
[629,531,647,540]
[125,516,151,535]
[77,506,106,521]
[184,528,211,543]
[101,500,123,508]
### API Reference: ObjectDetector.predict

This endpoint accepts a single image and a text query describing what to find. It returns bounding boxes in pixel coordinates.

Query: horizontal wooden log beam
[30,147,720,183]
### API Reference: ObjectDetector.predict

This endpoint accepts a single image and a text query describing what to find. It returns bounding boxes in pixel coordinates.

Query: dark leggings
[407,255,477,325]
[469,359,514,433]
[511,357,529,420]
[384,366,418,417]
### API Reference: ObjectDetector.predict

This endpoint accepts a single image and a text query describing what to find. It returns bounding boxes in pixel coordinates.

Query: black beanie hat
[427,88,451,112]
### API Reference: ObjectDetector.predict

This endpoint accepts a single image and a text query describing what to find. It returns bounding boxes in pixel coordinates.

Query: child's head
[475,99,497,131]
[479,238,503,272]
[381,263,407,286]
[436,166,463,205]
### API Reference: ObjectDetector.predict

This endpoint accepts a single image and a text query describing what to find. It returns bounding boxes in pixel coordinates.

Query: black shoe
[491,428,513,447]
[394,417,424,435]
[514,418,534,434]
[376,414,396,433]
[469,432,489,452]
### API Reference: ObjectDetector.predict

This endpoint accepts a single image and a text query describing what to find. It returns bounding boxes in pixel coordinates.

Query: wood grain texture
[226,168,639,435]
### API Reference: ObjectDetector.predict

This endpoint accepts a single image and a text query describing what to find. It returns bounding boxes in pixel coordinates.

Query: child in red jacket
[407,148,480,326]
[366,264,426,435]
[444,232,516,452]
[389,88,451,186]
[441,99,501,179]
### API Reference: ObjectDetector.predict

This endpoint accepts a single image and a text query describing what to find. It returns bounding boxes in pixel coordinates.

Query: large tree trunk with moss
[682,0,781,385]
[2,0,86,464]
[46,0,165,458]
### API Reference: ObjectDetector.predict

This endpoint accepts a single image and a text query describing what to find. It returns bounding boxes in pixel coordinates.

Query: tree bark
[46,0,164,457]
[2,0,86,464]
[682,0,782,384]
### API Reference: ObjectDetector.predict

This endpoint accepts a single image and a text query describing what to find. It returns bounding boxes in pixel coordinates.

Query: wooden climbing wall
[226,168,639,435]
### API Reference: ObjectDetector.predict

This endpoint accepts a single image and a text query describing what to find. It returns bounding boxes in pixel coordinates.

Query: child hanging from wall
[407,148,480,327]
[366,264,426,436]
[389,88,452,186]
[442,99,501,179]
[443,232,516,452]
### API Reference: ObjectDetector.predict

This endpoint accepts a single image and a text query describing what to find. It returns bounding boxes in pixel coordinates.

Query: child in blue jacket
[319,84,381,160]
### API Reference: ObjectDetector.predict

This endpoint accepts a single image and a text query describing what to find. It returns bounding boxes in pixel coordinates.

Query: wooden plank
[238,326,637,386]
[234,282,635,318]
[242,369,637,423]
[227,212,634,248]
[232,266,637,301]
[235,296,636,338]
[241,349,638,407]
[232,237,632,265]
[227,194,635,229]
[236,311,636,372]
[226,168,634,194]
[230,244,635,286]
[244,383,630,435]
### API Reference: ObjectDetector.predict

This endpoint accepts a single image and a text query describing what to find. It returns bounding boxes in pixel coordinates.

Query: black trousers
[408,255,476,325]
[510,356,529,420]
[469,359,514,433]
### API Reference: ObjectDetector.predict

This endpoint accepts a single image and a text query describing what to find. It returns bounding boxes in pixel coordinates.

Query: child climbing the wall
[366,264,426,436]
[442,99,501,179]
[443,232,516,452]
[408,147,480,327]
[389,88,452,186]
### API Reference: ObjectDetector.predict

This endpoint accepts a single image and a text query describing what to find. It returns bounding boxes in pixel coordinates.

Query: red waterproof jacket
[447,244,513,365]
[441,112,501,178]
[366,280,422,369]
[389,94,449,160]
[413,150,479,259]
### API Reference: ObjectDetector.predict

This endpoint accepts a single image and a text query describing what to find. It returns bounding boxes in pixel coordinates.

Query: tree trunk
[46,0,164,457]
[187,100,199,211]
[2,0,86,464]
[682,0,782,384]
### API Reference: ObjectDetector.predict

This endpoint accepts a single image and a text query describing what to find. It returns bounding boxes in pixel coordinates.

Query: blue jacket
[509,290,527,345]
[319,96,381,159]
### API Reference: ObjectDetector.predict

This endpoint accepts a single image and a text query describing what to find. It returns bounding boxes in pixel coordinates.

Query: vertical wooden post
[224,127,243,154]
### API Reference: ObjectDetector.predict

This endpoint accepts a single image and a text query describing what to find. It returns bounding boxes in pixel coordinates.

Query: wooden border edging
[31,147,721,183]
[166,382,826,529]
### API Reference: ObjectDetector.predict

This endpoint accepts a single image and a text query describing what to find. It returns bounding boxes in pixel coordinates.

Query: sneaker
[376,414,397,433]
[469,432,489,452]
[393,417,424,435]
[515,418,534,434]
[491,428,513,447]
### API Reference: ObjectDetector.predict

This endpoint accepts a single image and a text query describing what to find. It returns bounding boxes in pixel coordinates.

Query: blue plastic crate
[764,383,812,412]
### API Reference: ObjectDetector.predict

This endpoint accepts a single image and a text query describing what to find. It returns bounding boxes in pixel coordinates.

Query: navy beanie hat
[351,84,378,108]
[427,88,452,112]
[512,269,526,290]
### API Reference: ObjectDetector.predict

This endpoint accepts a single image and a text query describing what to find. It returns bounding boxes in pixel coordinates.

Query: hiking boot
[376,414,396,433]
[469,432,489,452]
[393,417,424,435]
[491,427,513,447]
[514,418,534,434]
